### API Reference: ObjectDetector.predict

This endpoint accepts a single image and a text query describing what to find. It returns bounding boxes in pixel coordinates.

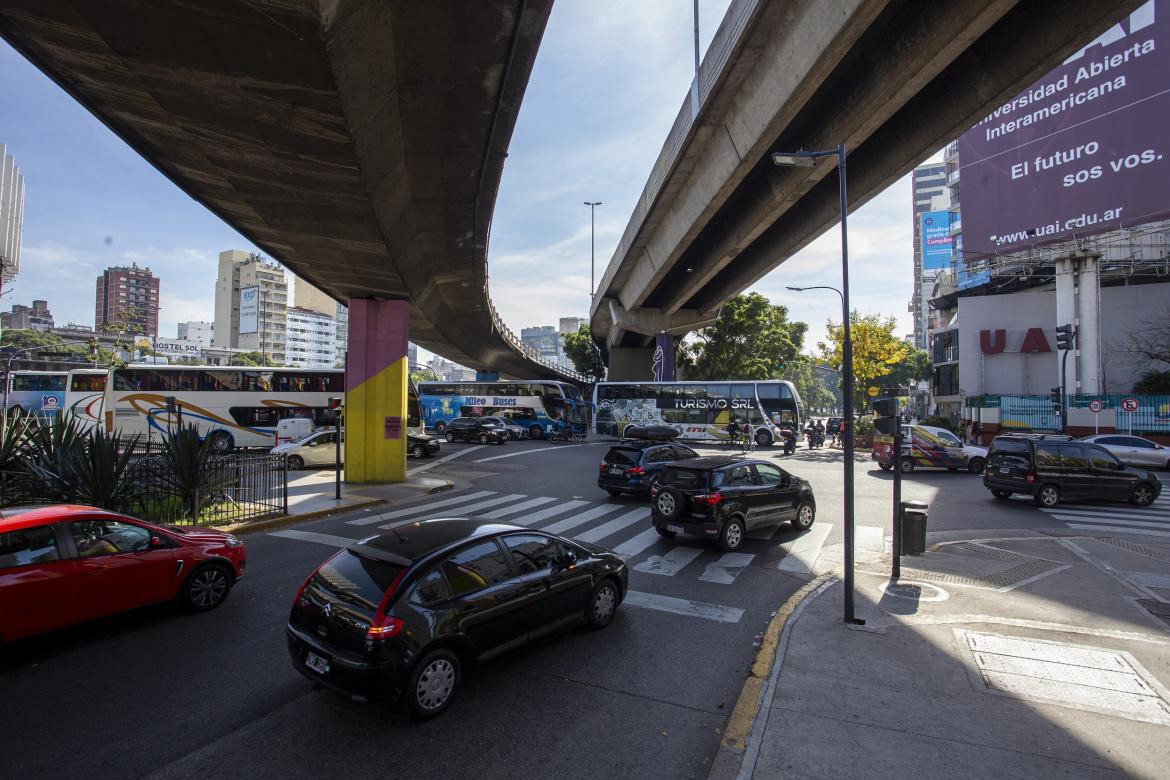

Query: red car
[0,505,246,644]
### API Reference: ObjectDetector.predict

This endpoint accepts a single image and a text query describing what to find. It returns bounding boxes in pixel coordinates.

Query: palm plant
[25,425,142,510]
[0,415,34,506]
[153,425,235,520]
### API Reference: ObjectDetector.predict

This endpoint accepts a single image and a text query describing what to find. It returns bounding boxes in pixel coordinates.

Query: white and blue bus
[592,379,803,447]
[5,371,68,421]
[418,380,591,438]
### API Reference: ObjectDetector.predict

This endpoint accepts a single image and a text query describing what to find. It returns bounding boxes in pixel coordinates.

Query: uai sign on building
[958,0,1170,255]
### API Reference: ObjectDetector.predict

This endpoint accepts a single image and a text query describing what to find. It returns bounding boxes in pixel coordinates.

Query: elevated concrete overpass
[592,0,1140,376]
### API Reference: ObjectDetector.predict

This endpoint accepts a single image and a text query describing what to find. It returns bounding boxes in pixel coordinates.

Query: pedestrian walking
[972,421,982,445]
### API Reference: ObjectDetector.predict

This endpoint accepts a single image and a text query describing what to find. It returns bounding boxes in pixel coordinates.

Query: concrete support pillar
[1076,255,1101,394]
[345,299,408,483]
[653,333,675,381]
[608,346,655,381]
[1054,257,1078,391]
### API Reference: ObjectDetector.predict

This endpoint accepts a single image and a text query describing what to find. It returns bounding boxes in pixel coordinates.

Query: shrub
[854,415,874,438]
[25,425,142,511]
[921,415,960,435]
[152,424,236,519]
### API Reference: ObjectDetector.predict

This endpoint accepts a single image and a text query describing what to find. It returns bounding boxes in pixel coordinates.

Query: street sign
[1121,397,1140,413]
[867,386,879,397]
[1088,399,1105,414]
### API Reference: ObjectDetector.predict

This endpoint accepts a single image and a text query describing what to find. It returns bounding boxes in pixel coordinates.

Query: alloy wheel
[1133,484,1155,506]
[795,504,814,529]
[725,521,743,548]
[190,567,228,608]
[656,493,676,516]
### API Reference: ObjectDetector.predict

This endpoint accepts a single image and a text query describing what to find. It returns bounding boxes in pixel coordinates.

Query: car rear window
[989,439,1029,458]
[0,525,59,569]
[660,467,710,490]
[307,550,405,615]
[604,447,640,466]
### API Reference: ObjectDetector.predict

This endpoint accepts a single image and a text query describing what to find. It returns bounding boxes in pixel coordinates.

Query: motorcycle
[778,429,796,455]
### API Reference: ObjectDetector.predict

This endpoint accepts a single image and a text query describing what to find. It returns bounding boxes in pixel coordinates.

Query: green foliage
[152,425,235,519]
[885,348,932,387]
[229,351,280,367]
[0,416,32,471]
[921,415,959,434]
[684,294,807,380]
[1134,370,1170,395]
[0,328,67,351]
[787,362,838,415]
[563,325,606,380]
[818,311,911,407]
[25,423,141,511]
[855,415,874,438]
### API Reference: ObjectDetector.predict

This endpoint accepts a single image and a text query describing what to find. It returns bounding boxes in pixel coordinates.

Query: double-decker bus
[417,380,591,438]
[592,380,803,447]
[4,371,67,421]
[64,368,109,431]
[101,365,344,450]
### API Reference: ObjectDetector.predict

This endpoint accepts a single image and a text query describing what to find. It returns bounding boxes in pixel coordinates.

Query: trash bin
[900,500,929,556]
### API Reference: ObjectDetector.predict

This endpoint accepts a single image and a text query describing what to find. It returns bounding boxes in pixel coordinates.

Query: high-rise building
[909,163,948,350]
[294,276,349,357]
[213,250,288,363]
[95,264,160,338]
[408,342,418,366]
[284,307,338,368]
[1,299,53,331]
[521,325,559,362]
[334,302,348,356]
[0,144,24,285]
[177,321,214,347]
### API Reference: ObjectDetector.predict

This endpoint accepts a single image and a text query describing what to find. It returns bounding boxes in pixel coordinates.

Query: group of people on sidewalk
[962,420,983,445]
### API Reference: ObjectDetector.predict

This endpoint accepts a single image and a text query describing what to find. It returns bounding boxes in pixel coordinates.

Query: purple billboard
[957,1,1170,256]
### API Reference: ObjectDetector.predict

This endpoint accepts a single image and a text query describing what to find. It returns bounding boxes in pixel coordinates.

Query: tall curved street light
[775,145,860,625]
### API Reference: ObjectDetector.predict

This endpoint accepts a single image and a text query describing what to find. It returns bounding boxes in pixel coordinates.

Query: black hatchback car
[598,440,699,497]
[983,434,1163,508]
[287,517,628,718]
[407,433,441,458]
[444,417,507,445]
[650,456,816,551]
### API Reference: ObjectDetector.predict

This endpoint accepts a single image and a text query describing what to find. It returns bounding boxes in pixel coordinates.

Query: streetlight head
[785,286,805,292]
[771,151,816,167]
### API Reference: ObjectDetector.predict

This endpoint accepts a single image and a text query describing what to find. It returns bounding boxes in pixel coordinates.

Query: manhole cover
[955,630,1170,725]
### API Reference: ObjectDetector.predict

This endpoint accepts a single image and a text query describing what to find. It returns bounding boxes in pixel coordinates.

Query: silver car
[1080,434,1170,469]
[272,429,341,469]
[482,416,527,440]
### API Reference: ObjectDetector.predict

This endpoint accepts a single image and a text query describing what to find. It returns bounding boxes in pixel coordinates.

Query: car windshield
[659,467,710,490]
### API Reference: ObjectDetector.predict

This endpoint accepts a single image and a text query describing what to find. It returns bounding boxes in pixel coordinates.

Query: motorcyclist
[727,418,739,448]
[813,419,825,447]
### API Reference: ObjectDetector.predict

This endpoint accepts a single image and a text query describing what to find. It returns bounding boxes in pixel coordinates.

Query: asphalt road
[2,437,1164,779]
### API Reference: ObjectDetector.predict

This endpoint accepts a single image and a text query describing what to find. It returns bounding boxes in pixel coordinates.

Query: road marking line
[634,546,704,577]
[269,529,358,547]
[380,493,526,525]
[776,523,834,574]
[347,490,497,525]
[407,444,485,475]
[542,503,624,534]
[1045,507,1170,521]
[1051,515,1170,530]
[574,508,647,544]
[479,496,559,519]
[1121,570,1170,589]
[1065,523,1170,539]
[699,552,755,584]
[612,527,663,558]
[474,441,607,463]
[622,590,744,623]
[514,500,591,526]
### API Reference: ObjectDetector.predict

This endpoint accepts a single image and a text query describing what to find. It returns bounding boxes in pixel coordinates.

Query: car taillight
[367,568,408,641]
[293,572,314,607]
[626,466,645,475]
[1025,471,1036,484]
[599,461,607,473]
[694,492,723,506]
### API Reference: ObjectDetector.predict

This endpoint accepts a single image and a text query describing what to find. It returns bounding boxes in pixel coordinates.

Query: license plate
[609,466,624,475]
[305,651,330,675]
[1000,466,1010,474]
[666,524,683,534]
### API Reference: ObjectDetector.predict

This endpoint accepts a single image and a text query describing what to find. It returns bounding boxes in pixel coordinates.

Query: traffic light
[777,359,787,372]
[1050,386,1063,415]
[327,397,343,418]
[1055,323,1076,351]
[873,397,900,435]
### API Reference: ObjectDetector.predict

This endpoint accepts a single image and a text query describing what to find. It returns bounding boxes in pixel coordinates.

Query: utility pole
[584,201,602,303]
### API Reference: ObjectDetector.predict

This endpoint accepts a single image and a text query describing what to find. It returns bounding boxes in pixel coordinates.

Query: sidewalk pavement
[714,529,1170,779]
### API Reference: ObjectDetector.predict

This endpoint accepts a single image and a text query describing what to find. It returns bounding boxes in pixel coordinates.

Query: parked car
[0,505,246,644]
[1080,434,1170,470]
[983,434,1163,508]
[444,417,507,445]
[482,416,528,440]
[598,440,699,497]
[650,456,816,551]
[286,517,627,718]
[408,433,441,458]
[272,428,341,469]
[873,424,985,473]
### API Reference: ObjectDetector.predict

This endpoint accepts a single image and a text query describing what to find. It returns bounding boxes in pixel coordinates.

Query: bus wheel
[434,422,447,435]
[755,429,773,448]
[529,424,543,439]
[207,431,233,453]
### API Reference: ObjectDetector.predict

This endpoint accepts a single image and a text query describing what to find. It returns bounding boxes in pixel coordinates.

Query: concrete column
[345,299,408,483]
[608,346,654,381]
[653,333,675,381]
[1076,255,1101,394]
[1054,257,1078,391]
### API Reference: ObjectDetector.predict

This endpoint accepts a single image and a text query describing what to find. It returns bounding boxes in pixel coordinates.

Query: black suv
[444,417,507,445]
[650,456,816,551]
[598,440,699,497]
[287,518,628,718]
[983,434,1163,508]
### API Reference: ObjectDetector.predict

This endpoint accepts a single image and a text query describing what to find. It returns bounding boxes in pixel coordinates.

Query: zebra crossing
[1042,493,1170,538]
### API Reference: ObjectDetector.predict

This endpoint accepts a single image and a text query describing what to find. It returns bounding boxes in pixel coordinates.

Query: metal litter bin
[900,500,929,556]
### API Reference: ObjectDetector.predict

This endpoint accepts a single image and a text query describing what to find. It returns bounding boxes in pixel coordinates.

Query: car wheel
[878,462,892,471]
[792,501,815,530]
[445,432,455,443]
[286,455,304,470]
[755,429,773,448]
[899,456,915,473]
[529,425,543,439]
[968,457,985,475]
[434,422,447,435]
[720,518,745,552]
[655,527,676,538]
[654,486,686,521]
[411,444,425,458]
[181,563,232,612]
[586,579,620,629]
[992,489,1012,499]
[479,433,489,444]
[405,648,461,719]
[1034,484,1061,508]
[1131,483,1156,507]
[206,430,233,453]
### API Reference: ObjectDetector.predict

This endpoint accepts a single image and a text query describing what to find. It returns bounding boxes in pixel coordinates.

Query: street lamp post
[775,145,861,625]
[584,201,602,302]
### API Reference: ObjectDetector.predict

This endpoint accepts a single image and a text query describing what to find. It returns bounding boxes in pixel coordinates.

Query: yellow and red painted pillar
[344,299,408,483]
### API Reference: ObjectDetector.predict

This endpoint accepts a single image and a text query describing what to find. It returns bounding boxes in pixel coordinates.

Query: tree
[1129,305,1170,366]
[1134,370,1170,395]
[885,348,932,388]
[817,311,911,407]
[1,328,66,351]
[229,351,279,367]
[563,325,606,380]
[684,294,807,380]
[787,361,838,416]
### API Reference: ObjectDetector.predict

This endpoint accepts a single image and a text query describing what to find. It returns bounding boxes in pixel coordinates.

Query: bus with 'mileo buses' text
[418,380,591,439]
[592,380,802,447]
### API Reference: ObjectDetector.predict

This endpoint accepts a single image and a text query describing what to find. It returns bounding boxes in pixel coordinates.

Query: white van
[275,417,316,447]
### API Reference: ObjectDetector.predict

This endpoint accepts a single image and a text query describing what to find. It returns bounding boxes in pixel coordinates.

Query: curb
[707,572,837,780]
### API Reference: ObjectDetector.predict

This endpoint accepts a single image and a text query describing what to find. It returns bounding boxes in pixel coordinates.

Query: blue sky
[1,0,932,359]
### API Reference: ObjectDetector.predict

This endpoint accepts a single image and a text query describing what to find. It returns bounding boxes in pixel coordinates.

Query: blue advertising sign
[920,211,953,271]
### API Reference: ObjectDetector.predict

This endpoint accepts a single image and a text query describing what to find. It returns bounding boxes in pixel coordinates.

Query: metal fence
[971,394,1170,435]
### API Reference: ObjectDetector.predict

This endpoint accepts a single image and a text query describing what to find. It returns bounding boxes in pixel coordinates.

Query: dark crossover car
[983,434,1163,508]
[287,517,628,718]
[650,456,816,551]
[407,433,441,458]
[444,416,507,445]
[598,440,699,497]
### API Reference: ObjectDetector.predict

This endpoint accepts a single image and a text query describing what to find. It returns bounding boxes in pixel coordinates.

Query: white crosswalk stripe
[512,500,591,526]
[612,527,664,559]
[542,504,624,535]
[699,553,755,584]
[479,496,559,519]
[1042,496,1170,536]
[573,508,647,544]
[634,546,704,577]
[348,490,497,525]
[378,493,526,526]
